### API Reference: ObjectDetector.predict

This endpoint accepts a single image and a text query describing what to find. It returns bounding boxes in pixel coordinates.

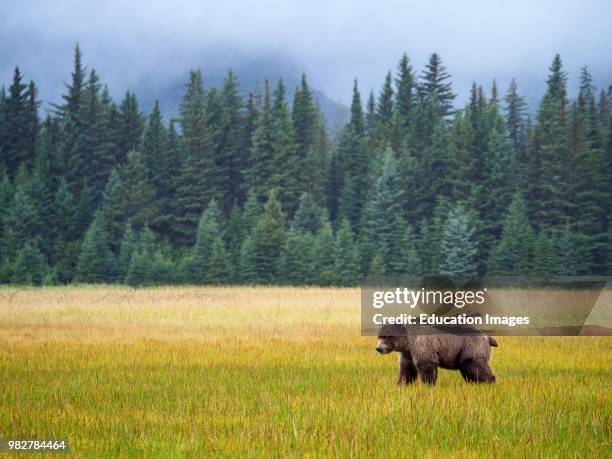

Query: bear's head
[376,324,408,354]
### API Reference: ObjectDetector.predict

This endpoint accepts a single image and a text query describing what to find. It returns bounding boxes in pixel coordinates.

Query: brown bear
[376,323,498,384]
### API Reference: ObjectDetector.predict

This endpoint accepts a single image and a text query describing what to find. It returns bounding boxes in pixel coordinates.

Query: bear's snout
[376,345,384,354]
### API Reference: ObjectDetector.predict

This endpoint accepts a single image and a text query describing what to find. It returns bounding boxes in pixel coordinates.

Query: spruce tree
[126,226,156,286]
[181,200,230,284]
[312,219,335,285]
[11,240,46,286]
[75,211,112,283]
[250,189,286,283]
[217,70,245,212]
[269,80,301,216]
[333,219,359,285]
[504,78,528,152]
[175,70,217,244]
[487,193,534,275]
[116,91,144,164]
[278,229,313,285]
[420,53,455,117]
[438,204,479,276]
[244,80,274,202]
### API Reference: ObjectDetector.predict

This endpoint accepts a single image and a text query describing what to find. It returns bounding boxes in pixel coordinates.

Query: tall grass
[0,286,610,457]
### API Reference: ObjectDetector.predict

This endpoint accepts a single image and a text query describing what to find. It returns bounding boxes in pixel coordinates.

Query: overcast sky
[2,0,612,107]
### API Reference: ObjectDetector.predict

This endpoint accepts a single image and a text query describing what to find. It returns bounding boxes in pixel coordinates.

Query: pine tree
[217,70,245,212]
[312,219,335,285]
[487,193,534,275]
[244,80,274,202]
[141,100,175,237]
[174,70,217,244]
[75,210,112,283]
[115,91,144,164]
[531,230,556,276]
[278,229,313,284]
[3,67,33,175]
[524,54,570,228]
[181,200,230,284]
[250,190,286,283]
[292,192,326,234]
[374,71,394,147]
[335,81,369,228]
[126,226,156,286]
[149,250,175,285]
[364,150,402,272]
[117,224,136,281]
[389,223,422,276]
[420,53,455,117]
[438,204,479,276]
[292,74,318,162]
[504,78,528,152]
[333,219,359,285]
[394,53,415,131]
[269,79,301,216]
[11,240,46,286]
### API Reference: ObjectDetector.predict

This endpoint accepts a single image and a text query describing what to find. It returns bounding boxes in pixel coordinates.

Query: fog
[2,0,611,109]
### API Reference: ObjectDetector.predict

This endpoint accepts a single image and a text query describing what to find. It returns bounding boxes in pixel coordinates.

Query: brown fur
[376,323,497,385]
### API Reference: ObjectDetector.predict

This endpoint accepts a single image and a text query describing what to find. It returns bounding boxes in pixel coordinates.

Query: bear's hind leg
[460,360,496,383]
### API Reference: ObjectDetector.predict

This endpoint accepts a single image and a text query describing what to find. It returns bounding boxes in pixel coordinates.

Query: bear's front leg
[398,352,417,385]
[417,363,438,385]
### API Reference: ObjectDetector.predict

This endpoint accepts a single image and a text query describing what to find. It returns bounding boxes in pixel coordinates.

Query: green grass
[0,286,610,457]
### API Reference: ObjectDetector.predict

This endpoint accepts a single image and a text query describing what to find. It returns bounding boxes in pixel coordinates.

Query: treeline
[0,46,611,286]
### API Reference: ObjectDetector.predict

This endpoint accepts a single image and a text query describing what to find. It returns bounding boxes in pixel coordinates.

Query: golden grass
[0,286,610,457]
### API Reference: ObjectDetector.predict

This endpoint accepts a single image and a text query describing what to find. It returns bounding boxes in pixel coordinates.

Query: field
[0,286,610,457]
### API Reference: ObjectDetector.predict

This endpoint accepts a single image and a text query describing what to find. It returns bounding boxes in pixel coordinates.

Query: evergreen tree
[174,70,217,244]
[250,190,286,283]
[117,224,136,281]
[269,79,301,215]
[11,240,46,286]
[487,193,534,275]
[438,204,479,276]
[75,211,112,283]
[244,80,274,202]
[3,67,35,175]
[292,192,326,234]
[333,219,359,285]
[312,219,335,285]
[140,100,175,237]
[181,200,230,284]
[394,53,415,131]
[126,226,156,286]
[278,229,313,284]
[419,53,455,117]
[504,78,528,152]
[116,91,144,164]
[217,70,245,212]
[292,74,318,162]
[524,55,570,228]
[389,222,422,276]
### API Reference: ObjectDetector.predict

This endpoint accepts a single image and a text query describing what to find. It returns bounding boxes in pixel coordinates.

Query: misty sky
[2,0,612,108]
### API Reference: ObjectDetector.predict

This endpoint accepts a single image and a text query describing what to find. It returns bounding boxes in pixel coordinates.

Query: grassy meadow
[0,286,610,457]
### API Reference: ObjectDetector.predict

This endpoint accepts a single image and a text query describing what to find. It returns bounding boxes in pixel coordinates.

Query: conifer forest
[1,47,611,286]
